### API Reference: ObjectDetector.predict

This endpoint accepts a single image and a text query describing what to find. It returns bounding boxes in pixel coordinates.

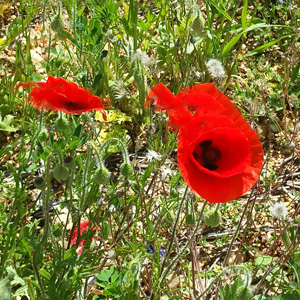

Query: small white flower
[108,204,116,214]
[161,167,173,180]
[270,202,288,220]
[146,150,162,162]
[206,59,226,79]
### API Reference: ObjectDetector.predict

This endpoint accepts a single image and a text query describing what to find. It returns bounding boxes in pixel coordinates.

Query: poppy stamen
[193,140,221,171]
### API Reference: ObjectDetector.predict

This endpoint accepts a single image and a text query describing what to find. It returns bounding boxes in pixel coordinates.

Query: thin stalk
[160,185,189,274]
[32,154,52,298]
[158,200,207,287]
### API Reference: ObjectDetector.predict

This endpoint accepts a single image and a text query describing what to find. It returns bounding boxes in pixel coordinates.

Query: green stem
[160,185,189,273]
[76,145,92,245]
[32,154,52,298]
[52,149,64,166]
[215,203,221,211]
[158,200,207,286]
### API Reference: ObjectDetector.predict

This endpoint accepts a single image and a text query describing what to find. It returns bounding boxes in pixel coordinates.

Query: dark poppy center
[64,101,81,107]
[193,140,221,171]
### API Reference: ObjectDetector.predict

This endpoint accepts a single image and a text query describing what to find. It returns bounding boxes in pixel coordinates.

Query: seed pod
[94,167,110,185]
[34,176,46,190]
[53,165,69,181]
[38,129,48,142]
[203,209,221,227]
[120,162,133,177]
[55,117,69,131]
[192,14,205,35]
[51,13,66,40]
[64,156,76,170]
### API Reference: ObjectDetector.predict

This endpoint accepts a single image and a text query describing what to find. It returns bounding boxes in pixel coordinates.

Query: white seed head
[270,202,288,220]
[206,59,226,79]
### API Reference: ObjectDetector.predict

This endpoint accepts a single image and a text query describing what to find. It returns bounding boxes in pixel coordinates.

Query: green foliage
[1,0,300,299]
[218,275,250,300]
[94,266,123,299]
[0,274,13,300]
[0,0,39,51]
[0,114,18,132]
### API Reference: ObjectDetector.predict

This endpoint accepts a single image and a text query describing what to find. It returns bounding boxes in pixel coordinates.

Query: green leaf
[73,124,83,138]
[255,255,274,268]
[102,221,110,239]
[271,295,300,300]
[241,0,248,35]
[243,22,270,33]
[208,0,232,21]
[110,267,119,284]
[39,269,51,281]
[140,162,152,188]
[25,278,37,300]
[290,261,300,289]
[97,269,112,283]
[65,140,79,151]
[0,142,17,157]
[145,216,152,232]
[222,32,243,57]
[77,131,92,148]
[252,296,271,300]
[0,114,18,132]
[243,38,282,58]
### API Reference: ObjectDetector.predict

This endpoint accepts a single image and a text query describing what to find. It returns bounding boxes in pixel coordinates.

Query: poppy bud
[51,13,66,40]
[64,155,76,170]
[191,14,205,35]
[120,162,133,177]
[34,176,46,190]
[55,116,69,131]
[38,129,48,141]
[203,209,221,227]
[53,165,69,181]
[94,167,110,185]
[235,286,251,300]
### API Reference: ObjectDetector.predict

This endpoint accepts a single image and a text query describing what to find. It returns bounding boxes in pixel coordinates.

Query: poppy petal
[18,76,109,114]
[145,82,264,203]
[144,83,179,111]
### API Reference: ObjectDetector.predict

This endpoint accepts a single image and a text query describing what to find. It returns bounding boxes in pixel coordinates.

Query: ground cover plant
[1,0,300,299]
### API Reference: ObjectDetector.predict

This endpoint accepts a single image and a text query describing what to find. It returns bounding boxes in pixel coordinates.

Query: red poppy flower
[15,76,110,118]
[70,220,99,254]
[145,83,264,203]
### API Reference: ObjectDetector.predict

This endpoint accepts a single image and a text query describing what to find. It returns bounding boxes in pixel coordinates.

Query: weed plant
[1,0,300,300]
